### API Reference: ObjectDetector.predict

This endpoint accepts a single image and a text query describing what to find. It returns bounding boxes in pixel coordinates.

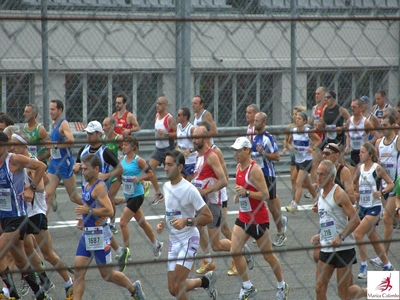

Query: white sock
[242,280,252,289]
[116,246,123,255]
[205,253,212,263]
[64,278,73,288]
[361,261,368,266]
[277,281,285,289]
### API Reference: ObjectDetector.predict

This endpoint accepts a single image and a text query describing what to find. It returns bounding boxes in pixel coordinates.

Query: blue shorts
[182,163,195,176]
[76,233,112,265]
[358,205,382,221]
[48,156,74,179]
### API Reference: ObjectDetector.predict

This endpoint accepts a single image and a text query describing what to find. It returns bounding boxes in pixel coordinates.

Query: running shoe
[65,284,73,300]
[383,265,395,271]
[51,193,58,212]
[118,247,130,272]
[285,204,298,214]
[276,283,290,300]
[242,243,254,270]
[237,285,258,300]
[143,181,151,198]
[196,260,216,275]
[281,215,288,233]
[304,192,312,199]
[42,281,55,293]
[204,271,218,299]
[132,280,145,300]
[358,265,368,279]
[370,257,384,268]
[20,279,29,296]
[151,193,164,206]
[153,242,164,260]
[227,261,238,276]
[110,224,118,234]
[273,234,287,247]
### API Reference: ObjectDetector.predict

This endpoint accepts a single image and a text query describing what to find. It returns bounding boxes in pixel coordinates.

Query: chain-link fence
[0,1,399,299]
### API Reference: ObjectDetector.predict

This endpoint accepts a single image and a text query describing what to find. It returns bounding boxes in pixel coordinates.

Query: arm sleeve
[76,147,84,163]
[103,148,120,168]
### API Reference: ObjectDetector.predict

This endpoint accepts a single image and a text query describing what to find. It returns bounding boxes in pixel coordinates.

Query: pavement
[18,175,400,300]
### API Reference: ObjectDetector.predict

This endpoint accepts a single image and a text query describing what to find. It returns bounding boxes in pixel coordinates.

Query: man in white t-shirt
[156,149,217,300]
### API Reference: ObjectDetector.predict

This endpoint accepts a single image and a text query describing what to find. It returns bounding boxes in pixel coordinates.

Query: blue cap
[360,96,370,103]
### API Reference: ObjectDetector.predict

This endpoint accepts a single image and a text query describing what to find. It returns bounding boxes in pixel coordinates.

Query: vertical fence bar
[41,0,50,129]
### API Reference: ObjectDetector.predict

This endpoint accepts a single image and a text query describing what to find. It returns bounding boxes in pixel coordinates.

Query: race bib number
[350,136,362,150]
[295,147,305,160]
[166,210,183,229]
[320,219,337,243]
[122,176,135,195]
[382,163,395,179]
[359,185,373,206]
[0,188,11,211]
[28,145,37,157]
[50,148,61,159]
[326,124,337,140]
[252,152,264,167]
[238,195,251,212]
[84,226,104,251]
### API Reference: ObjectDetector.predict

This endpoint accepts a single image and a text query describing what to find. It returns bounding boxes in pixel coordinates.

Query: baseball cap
[0,132,9,143]
[84,121,104,133]
[230,137,252,150]
[360,96,370,103]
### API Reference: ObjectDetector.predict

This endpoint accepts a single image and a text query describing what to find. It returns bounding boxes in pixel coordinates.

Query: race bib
[320,219,337,243]
[295,147,305,160]
[350,136,362,150]
[50,148,61,159]
[0,188,11,211]
[166,210,183,229]
[238,195,251,212]
[359,185,373,206]
[28,145,38,157]
[84,226,104,251]
[326,124,337,140]
[252,152,264,167]
[382,163,395,179]
[122,175,135,195]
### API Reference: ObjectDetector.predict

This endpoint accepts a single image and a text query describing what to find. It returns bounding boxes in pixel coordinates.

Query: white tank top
[292,127,312,163]
[26,157,47,216]
[378,136,400,188]
[359,163,382,208]
[348,116,368,150]
[155,114,171,149]
[177,122,196,164]
[318,184,356,252]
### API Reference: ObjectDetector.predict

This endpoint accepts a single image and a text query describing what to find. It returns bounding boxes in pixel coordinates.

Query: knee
[262,253,277,264]
[119,219,128,227]
[315,282,327,296]
[353,229,363,241]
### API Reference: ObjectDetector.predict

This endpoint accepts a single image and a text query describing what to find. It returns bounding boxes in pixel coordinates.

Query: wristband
[187,218,194,227]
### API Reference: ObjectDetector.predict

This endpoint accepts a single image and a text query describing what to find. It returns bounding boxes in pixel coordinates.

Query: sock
[152,241,159,248]
[22,269,41,296]
[200,276,209,289]
[277,281,285,289]
[116,246,123,255]
[205,254,212,263]
[243,280,252,289]
[384,263,392,268]
[1,267,19,298]
[38,271,50,286]
[361,261,367,266]
[64,278,73,288]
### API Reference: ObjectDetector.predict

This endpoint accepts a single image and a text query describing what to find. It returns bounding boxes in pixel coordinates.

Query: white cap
[84,121,104,134]
[230,137,252,150]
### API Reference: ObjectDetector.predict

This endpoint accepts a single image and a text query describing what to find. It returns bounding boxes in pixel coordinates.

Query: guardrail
[73,125,290,180]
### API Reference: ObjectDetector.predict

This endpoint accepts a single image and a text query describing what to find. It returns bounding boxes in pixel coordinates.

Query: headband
[12,133,28,144]
[324,143,340,153]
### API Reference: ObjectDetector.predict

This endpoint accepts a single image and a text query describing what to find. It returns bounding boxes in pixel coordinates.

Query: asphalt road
[18,175,400,300]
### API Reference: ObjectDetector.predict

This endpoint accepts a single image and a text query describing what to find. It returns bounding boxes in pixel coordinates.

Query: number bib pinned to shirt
[0,188,11,211]
[122,175,135,195]
[50,148,61,159]
[84,226,104,251]
[359,185,373,206]
[166,209,183,229]
[320,218,337,243]
[326,124,337,140]
[238,195,251,212]
[251,152,264,167]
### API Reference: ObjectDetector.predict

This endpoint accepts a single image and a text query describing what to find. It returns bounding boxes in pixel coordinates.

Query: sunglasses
[322,151,334,156]
[325,95,332,99]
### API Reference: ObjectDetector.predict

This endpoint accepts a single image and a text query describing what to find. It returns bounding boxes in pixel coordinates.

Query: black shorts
[350,150,360,167]
[296,160,312,173]
[264,176,277,200]
[290,154,296,166]
[126,195,144,213]
[235,218,270,241]
[26,213,48,235]
[0,216,28,240]
[319,248,357,268]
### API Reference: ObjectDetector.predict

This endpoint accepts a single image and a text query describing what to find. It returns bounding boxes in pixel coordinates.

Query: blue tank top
[121,155,144,198]
[0,154,27,218]
[82,179,108,227]
[80,145,111,190]
[50,118,73,162]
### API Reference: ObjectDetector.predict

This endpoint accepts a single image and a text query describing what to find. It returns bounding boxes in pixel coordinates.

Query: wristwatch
[338,233,345,241]
[381,190,387,196]
[29,183,37,191]
[187,218,194,227]
[245,190,250,197]
[88,207,93,215]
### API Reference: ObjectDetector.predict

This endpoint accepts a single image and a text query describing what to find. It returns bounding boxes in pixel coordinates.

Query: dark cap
[328,90,336,100]
[360,95,370,103]
[0,131,9,143]
[324,143,340,153]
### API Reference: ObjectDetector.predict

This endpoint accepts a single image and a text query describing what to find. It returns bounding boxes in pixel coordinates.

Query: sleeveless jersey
[251,130,278,177]
[192,148,221,205]
[318,184,355,252]
[373,103,389,123]
[102,134,120,158]
[292,127,312,163]
[23,123,46,160]
[313,102,326,139]
[82,179,108,227]
[0,153,27,218]
[113,110,132,135]
[80,145,111,189]
[323,104,344,143]
[177,122,196,164]
[121,155,144,198]
[246,124,255,143]
[50,118,73,162]
[378,136,400,189]
[236,161,269,224]
[155,113,173,149]
[26,156,47,217]
[348,116,368,151]
[194,109,214,144]
[359,163,382,208]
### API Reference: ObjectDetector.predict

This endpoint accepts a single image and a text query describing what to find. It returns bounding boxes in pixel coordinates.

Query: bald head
[194,126,208,137]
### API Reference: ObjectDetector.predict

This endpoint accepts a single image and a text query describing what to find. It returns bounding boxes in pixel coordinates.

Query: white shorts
[167,236,200,272]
